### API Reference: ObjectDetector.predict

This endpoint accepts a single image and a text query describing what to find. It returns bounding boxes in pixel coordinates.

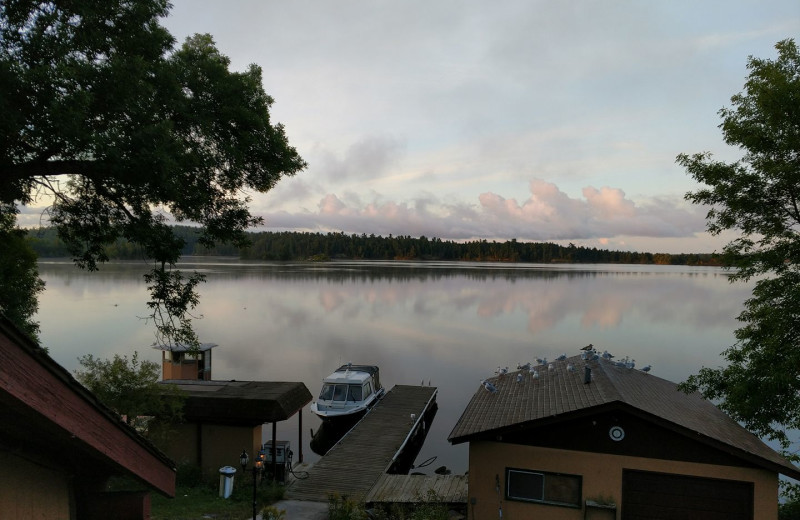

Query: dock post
[298,409,304,463]
[271,421,277,483]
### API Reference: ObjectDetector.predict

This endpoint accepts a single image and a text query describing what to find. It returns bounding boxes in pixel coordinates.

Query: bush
[175,463,204,488]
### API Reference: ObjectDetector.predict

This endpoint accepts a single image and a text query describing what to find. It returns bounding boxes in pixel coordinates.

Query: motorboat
[310,364,384,422]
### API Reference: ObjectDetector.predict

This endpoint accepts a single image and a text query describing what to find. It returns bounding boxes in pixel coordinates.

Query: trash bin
[218,466,237,498]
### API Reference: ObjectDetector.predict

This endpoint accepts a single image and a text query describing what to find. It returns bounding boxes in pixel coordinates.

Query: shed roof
[161,379,312,425]
[448,354,800,480]
[152,342,218,352]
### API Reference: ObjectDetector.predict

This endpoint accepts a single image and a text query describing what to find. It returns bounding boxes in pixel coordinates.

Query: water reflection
[35,260,749,475]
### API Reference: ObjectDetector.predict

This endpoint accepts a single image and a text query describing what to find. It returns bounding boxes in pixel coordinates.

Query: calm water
[36,259,750,474]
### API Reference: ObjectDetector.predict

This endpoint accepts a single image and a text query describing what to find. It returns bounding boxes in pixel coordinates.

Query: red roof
[0,316,176,496]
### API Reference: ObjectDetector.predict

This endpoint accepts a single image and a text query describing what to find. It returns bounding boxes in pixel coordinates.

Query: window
[506,468,581,508]
[363,382,372,398]
[347,384,363,401]
[319,384,334,401]
[332,384,348,401]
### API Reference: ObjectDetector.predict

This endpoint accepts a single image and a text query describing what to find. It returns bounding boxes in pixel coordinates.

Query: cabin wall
[467,442,778,520]
[0,452,72,520]
[163,423,262,477]
[162,360,202,381]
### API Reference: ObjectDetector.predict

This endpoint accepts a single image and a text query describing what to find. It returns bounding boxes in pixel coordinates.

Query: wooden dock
[365,474,468,506]
[285,385,437,502]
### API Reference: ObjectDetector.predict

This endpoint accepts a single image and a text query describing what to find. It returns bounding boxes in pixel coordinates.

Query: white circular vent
[609,426,625,442]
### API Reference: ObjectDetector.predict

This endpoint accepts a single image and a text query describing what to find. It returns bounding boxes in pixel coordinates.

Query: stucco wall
[0,452,72,520]
[467,441,778,520]
[164,422,262,476]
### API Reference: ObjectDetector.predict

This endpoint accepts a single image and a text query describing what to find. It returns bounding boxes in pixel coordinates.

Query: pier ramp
[286,385,437,502]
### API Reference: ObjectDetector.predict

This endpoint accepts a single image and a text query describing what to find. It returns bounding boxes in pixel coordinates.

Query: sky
[31,1,800,254]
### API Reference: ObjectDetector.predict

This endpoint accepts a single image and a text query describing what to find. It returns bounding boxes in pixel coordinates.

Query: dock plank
[365,474,469,505]
[286,385,437,502]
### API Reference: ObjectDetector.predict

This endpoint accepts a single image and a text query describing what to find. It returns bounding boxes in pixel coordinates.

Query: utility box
[263,441,290,483]
[218,466,236,498]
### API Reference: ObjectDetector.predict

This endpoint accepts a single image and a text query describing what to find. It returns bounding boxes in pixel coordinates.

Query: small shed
[154,342,217,381]
[449,354,800,520]
[0,315,175,520]
[159,379,312,476]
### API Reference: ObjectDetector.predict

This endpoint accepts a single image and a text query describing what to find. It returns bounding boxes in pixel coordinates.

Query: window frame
[505,467,582,509]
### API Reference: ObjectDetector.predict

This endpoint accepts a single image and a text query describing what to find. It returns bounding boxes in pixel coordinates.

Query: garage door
[622,469,753,520]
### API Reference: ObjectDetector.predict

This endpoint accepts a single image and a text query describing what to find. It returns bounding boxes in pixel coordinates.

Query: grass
[151,477,285,520]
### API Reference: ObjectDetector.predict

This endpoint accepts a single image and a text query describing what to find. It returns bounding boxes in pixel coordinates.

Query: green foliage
[679,39,800,452]
[144,267,206,349]
[175,463,204,489]
[327,490,452,520]
[0,203,44,339]
[261,505,286,520]
[780,499,800,520]
[74,351,185,438]
[150,480,285,520]
[328,494,369,520]
[27,226,721,265]
[239,230,717,264]
[1,0,305,347]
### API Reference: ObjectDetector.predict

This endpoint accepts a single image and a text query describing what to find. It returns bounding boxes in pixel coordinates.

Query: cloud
[260,178,707,243]
[313,136,405,182]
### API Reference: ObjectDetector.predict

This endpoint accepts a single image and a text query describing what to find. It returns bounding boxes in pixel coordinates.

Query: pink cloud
[260,178,708,245]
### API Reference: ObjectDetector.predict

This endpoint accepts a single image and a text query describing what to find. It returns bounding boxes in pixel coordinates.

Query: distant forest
[25,226,721,266]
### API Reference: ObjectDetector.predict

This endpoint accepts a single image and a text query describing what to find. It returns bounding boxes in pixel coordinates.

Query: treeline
[26,226,721,266]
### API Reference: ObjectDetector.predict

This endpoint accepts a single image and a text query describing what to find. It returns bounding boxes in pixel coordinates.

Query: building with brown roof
[154,345,312,477]
[448,354,800,520]
[0,315,175,520]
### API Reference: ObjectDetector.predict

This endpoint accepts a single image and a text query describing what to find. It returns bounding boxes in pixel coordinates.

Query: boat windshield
[319,383,364,402]
[348,384,363,401]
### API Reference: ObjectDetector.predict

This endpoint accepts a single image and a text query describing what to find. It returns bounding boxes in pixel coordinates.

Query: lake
[35,259,750,475]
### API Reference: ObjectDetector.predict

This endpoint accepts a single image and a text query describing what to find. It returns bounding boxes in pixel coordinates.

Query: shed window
[506,468,581,508]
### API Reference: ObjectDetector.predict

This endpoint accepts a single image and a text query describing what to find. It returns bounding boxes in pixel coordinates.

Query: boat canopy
[323,364,381,391]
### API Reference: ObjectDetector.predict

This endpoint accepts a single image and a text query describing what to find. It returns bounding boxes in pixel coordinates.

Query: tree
[75,351,185,440]
[678,39,800,452]
[0,0,306,346]
[0,203,45,340]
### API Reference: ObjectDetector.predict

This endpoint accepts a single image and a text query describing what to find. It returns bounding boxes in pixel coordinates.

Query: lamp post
[252,452,264,520]
[238,449,260,520]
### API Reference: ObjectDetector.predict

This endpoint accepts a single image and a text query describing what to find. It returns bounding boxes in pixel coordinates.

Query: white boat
[310,364,384,422]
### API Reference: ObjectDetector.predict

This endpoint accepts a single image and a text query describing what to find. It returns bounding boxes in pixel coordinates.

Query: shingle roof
[160,379,312,425]
[448,354,800,480]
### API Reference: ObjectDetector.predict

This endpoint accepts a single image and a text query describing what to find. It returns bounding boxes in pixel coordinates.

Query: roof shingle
[448,355,800,480]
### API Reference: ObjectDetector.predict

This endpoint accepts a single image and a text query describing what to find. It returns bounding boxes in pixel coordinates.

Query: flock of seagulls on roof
[480,343,652,393]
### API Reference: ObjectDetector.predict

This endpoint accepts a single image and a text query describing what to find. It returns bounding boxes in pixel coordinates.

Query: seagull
[567,363,575,372]
[547,363,554,371]
[581,343,594,351]
[535,356,547,366]
[531,369,539,379]
[626,359,635,369]
[517,362,532,371]
[496,366,509,376]
[556,353,567,361]
[640,365,652,374]
[481,379,498,393]
[602,350,614,360]
[516,372,524,383]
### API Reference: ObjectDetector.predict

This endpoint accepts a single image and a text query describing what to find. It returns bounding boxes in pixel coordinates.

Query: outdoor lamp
[240,449,249,474]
